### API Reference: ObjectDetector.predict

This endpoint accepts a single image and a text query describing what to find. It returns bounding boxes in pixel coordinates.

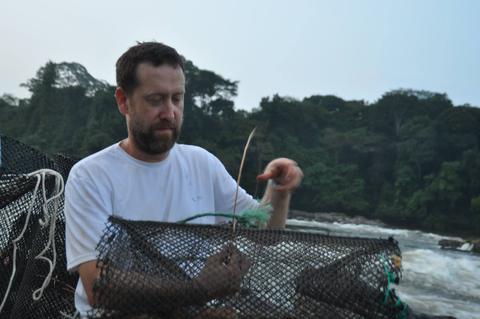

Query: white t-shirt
[64,142,259,316]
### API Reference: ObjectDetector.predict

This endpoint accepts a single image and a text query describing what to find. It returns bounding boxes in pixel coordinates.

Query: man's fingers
[238,254,251,276]
[207,245,231,266]
[205,252,221,266]
[256,172,271,181]
[227,249,251,279]
[262,164,301,192]
[227,246,242,266]
[257,159,303,192]
[220,245,251,275]
[276,165,302,191]
[256,167,277,181]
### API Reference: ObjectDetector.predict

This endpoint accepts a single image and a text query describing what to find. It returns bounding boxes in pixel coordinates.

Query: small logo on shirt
[191,195,202,202]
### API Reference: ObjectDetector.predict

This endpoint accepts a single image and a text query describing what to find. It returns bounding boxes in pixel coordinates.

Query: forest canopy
[1,61,479,236]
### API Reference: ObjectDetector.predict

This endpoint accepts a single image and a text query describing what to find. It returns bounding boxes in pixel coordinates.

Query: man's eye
[147,97,163,105]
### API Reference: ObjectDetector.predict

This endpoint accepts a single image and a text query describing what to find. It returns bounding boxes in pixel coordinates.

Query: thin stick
[231,127,257,237]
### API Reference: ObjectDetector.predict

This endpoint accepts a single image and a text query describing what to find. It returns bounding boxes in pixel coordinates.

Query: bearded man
[65,42,303,317]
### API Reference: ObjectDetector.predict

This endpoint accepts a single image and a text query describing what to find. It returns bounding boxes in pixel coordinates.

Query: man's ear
[115,87,129,116]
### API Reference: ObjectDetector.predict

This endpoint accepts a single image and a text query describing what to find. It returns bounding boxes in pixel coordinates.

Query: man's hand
[193,244,251,300]
[257,158,303,193]
[257,158,303,229]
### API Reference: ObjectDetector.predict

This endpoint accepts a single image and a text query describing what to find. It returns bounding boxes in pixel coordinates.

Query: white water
[287,219,480,319]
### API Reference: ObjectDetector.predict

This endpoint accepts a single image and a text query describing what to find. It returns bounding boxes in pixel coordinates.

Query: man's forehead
[135,62,185,88]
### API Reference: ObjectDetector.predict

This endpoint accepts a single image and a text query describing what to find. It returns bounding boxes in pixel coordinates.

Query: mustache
[152,121,176,130]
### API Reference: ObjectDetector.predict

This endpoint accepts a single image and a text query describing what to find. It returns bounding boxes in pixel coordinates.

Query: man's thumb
[256,167,277,181]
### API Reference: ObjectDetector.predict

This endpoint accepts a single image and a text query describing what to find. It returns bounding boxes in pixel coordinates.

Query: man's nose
[159,98,175,120]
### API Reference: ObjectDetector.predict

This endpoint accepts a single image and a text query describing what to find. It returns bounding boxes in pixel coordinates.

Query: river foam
[286,218,480,319]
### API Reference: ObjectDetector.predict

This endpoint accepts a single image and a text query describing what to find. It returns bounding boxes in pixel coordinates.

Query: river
[286,219,480,319]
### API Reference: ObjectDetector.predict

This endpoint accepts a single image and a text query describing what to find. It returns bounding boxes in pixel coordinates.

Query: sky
[1,0,479,110]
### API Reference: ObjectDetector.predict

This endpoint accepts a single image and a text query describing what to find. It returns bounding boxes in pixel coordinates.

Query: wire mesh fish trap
[0,135,458,319]
[91,216,405,319]
[0,135,78,319]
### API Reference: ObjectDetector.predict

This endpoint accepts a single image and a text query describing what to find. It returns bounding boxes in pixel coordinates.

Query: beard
[130,118,181,156]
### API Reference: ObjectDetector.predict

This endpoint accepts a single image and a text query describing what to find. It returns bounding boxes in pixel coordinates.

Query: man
[65,42,303,316]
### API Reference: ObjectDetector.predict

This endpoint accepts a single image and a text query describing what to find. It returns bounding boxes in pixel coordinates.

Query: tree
[21,61,57,94]
[407,161,467,232]
[303,163,369,214]
[471,196,480,234]
[435,107,480,161]
[2,59,480,236]
[397,116,438,180]
[368,89,451,139]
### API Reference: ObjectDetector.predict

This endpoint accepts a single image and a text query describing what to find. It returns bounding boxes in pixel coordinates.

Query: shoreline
[288,210,480,254]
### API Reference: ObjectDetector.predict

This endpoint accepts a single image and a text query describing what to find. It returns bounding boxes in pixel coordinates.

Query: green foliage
[1,61,479,236]
[303,163,369,214]
[471,196,480,233]
[435,107,480,160]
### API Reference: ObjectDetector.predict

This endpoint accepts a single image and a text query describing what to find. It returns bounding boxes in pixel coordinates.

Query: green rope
[380,254,409,319]
[397,300,409,319]
[381,254,394,305]
[178,206,270,228]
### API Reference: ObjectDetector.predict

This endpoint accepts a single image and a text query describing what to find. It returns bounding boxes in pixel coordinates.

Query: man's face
[126,63,185,156]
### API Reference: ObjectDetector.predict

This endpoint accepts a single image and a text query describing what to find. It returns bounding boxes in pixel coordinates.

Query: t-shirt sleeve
[64,167,111,271]
[210,155,259,216]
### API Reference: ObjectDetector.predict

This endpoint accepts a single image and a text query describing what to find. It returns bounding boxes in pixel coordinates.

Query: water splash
[286,218,480,319]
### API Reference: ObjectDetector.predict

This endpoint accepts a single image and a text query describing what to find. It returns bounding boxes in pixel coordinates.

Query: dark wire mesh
[0,135,78,318]
[0,135,455,319]
[92,216,405,319]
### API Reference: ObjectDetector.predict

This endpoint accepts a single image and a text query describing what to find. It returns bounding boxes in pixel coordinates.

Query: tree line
[1,61,479,236]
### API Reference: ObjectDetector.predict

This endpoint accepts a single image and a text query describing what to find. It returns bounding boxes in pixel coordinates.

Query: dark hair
[116,41,185,94]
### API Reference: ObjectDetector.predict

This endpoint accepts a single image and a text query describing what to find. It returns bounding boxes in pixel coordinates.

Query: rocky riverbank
[289,210,386,226]
[438,238,480,253]
[289,210,480,254]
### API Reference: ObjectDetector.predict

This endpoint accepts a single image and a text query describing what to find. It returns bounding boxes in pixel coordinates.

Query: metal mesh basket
[0,135,78,319]
[91,216,404,319]
[1,135,452,319]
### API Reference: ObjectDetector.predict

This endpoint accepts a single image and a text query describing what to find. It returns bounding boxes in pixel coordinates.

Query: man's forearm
[93,246,247,314]
[261,180,291,229]
[94,269,207,314]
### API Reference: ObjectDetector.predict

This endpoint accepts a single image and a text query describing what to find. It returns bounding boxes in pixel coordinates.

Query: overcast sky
[1,0,479,110]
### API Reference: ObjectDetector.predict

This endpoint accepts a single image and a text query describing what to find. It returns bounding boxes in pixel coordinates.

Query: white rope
[0,169,64,313]
[30,169,64,301]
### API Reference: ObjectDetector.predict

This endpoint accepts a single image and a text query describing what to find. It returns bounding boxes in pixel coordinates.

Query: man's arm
[257,158,303,229]
[78,244,250,310]
[77,260,100,306]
